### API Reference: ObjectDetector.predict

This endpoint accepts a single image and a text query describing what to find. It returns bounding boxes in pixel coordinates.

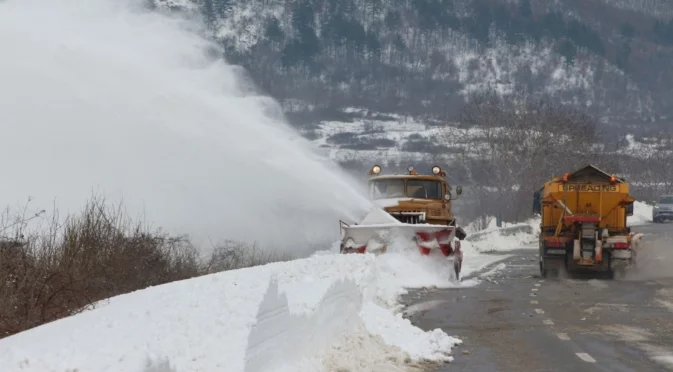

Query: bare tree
[443,90,601,222]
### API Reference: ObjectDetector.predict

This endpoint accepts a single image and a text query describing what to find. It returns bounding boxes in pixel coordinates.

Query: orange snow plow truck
[533,164,637,278]
[339,165,467,280]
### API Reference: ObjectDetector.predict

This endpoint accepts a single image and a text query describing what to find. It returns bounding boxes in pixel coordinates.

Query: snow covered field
[302,107,663,166]
[460,200,653,253]
[0,204,655,372]
[0,216,530,372]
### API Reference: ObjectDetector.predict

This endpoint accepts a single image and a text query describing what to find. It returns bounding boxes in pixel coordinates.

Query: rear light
[613,242,629,249]
[546,240,565,247]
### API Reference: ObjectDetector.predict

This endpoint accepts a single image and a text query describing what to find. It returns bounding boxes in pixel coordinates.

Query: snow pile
[463,216,540,252]
[0,251,469,372]
[457,200,654,255]
[628,201,653,226]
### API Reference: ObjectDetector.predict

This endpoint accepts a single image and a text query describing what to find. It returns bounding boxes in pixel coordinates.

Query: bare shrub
[203,240,294,273]
[448,90,602,222]
[0,195,291,339]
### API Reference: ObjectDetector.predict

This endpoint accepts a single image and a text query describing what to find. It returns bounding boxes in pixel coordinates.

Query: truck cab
[366,165,465,239]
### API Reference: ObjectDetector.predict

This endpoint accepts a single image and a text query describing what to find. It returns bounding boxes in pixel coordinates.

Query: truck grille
[389,212,426,224]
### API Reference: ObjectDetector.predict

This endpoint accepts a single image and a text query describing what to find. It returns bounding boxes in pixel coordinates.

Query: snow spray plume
[0,0,371,254]
[621,231,673,281]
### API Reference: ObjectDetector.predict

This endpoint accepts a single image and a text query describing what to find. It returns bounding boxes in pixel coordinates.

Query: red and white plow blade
[339,208,464,281]
[340,222,458,256]
[339,207,461,257]
[416,229,459,257]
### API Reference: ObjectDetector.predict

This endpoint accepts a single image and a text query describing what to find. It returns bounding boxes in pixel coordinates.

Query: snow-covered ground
[628,201,654,226]
[463,217,540,253]
[0,215,533,372]
[303,107,664,166]
[459,200,654,253]
[2,203,655,371]
[308,110,456,164]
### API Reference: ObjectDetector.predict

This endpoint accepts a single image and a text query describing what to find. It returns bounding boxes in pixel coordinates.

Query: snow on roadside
[628,201,653,226]
[456,200,654,256]
[463,216,540,253]
[0,250,462,372]
[0,204,537,372]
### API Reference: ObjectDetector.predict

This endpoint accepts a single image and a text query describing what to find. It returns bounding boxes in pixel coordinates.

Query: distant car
[653,195,673,223]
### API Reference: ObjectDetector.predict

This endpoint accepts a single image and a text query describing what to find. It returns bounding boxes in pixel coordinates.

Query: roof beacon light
[432,166,441,175]
[562,172,569,182]
[370,165,382,175]
[610,175,616,182]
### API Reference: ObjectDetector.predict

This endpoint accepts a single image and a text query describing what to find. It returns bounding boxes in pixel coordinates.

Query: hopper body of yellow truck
[532,165,637,278]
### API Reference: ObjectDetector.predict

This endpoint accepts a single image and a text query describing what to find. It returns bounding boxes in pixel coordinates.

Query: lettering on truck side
[558,184,619,192]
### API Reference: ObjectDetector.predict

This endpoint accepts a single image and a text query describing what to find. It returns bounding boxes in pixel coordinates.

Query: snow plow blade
[339,219,464,282]
[339,220,460,256]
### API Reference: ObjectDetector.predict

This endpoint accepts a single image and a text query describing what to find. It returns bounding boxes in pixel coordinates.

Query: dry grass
[0,195,293,339]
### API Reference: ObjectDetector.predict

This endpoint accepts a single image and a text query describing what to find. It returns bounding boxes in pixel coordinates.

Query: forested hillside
[150,0,673,220]
[156,0,673,131]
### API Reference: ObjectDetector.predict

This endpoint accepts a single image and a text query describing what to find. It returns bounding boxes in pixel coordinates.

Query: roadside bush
[0,195,290,339]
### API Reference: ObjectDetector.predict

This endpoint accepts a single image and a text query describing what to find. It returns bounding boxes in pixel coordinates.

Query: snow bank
[0,251,469,372]
[457,199,654,255]
[628,201,653,226]
[463,216,540,252]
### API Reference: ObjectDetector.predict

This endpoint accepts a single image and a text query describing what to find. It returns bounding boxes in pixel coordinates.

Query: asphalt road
[404,222,673,372]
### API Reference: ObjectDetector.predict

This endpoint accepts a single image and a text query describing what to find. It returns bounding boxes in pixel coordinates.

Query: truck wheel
[605,251,615,279]
[538,243,547,278]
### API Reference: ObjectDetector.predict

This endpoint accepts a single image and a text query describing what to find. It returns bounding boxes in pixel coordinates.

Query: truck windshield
[659,196,673,204]
[370,179,405,199]
[369,179,443,199]
[407,180,443,199]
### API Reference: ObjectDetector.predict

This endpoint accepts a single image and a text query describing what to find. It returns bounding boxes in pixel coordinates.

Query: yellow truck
[339,165,467,281]
[533,164,636,278]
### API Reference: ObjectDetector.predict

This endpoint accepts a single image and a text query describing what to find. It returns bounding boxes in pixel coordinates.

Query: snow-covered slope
[153,0,673,124]
[0,224,532,372]
[304,107,664,167]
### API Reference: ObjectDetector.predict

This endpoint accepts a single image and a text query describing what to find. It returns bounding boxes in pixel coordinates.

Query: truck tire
[604,251,615,279]
[538,241,548,278]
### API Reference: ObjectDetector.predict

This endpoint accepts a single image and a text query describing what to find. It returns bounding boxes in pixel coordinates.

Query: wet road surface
[404,222,673,372]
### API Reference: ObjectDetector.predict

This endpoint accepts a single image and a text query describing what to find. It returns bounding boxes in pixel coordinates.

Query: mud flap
[446,255,461,283]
